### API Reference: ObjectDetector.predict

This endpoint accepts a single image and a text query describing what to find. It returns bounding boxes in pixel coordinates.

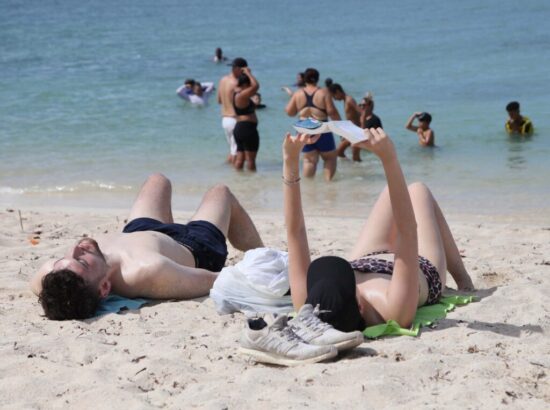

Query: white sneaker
[239,315,337,366]
[288,304,364,351]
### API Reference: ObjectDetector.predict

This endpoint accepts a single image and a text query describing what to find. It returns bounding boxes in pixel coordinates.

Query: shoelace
[271,324,303,353]
[301,305,334,332]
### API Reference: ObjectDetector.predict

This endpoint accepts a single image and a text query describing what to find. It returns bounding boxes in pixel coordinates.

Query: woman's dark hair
[237,73,251,87]
[328,83,344,95]
[296,72,305,87]
[304,68,320,85]
[325,78,333,88]
[39,269,100,320]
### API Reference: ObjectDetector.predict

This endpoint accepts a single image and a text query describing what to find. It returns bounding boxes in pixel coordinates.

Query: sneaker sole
[239,347,337,366]
[332,334,364,352]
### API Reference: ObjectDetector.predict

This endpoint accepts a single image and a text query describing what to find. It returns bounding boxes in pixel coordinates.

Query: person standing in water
[328,83,364,162]
[505,101,533,135]
[406,112,434,147]
[217,58,248,163]
[285,68,341,181]
[233,67,261,171]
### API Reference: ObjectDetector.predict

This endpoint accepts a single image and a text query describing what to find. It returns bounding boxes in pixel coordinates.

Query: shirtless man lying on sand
[31,173,264,320]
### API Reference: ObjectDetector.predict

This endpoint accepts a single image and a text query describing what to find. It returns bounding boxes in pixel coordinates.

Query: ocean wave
[0,181,134,195]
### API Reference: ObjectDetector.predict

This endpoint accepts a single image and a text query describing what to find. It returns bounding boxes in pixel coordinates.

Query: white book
[293,119,368,144]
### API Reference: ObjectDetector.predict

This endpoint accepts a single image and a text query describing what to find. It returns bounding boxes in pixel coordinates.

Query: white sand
[1,207,549,409]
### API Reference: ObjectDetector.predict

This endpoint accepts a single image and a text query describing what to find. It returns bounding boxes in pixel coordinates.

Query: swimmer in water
[406,111,435,147]
[505,101,533,135]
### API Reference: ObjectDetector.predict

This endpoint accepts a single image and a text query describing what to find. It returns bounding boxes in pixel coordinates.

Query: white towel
[210,248,293,315]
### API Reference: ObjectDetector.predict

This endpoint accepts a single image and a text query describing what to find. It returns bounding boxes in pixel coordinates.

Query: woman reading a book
[282,128,474,331]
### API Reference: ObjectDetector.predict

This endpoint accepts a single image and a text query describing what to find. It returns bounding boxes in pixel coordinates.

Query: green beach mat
[362,295,475,339]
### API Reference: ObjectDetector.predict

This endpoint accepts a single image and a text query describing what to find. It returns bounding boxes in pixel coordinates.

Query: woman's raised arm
[282,133,318,309]
[354,128,419,326]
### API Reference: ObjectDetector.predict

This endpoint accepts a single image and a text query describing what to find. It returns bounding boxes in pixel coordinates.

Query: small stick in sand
[18,210,24,232]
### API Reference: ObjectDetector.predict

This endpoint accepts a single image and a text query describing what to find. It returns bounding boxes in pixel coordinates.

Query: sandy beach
[0,206,548,409]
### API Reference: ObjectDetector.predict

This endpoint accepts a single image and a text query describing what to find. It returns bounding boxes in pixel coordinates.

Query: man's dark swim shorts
[122,218,228,272]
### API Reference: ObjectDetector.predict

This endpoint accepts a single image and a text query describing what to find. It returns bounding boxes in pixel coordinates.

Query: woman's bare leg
[407,183,447,287]
[302,151,319,178]
[244,151,257,172]
[320,150,337,181]
[233,152,245,170]
[433,200,475,290]
[349,186,397,259]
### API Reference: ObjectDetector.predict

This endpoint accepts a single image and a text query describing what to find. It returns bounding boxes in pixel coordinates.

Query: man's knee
[146,173,171,189]
[206,183,233,201]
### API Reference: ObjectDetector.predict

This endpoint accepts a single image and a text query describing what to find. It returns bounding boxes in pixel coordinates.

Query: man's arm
[325,91,341,121]
[216,78,223,104]
[126,255,218,300]
[405,112,420,132]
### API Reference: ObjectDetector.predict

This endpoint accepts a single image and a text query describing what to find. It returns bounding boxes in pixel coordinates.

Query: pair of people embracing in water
[283,128,474,331]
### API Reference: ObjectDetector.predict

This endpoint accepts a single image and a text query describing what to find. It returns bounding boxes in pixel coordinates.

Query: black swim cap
[306,256,365,332]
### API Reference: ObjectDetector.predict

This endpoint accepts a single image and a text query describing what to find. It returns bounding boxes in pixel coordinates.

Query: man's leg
[127,173,173,223]
[222,117,237,163]
[351,146,362,162]
[190,184,263,251]
[336,139,350,158]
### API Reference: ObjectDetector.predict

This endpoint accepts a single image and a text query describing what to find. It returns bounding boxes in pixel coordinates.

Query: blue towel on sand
[95,294,150,317]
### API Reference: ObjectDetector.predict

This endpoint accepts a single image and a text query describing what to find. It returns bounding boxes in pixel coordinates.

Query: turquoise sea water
[1,0,549,216]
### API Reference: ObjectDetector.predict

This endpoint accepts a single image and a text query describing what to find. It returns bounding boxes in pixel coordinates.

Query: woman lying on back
[283,128,474,331]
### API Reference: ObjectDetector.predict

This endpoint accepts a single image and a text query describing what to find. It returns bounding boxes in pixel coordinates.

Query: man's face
[53,238,108,288]
[232,66,244,78]
[508,109,520,121]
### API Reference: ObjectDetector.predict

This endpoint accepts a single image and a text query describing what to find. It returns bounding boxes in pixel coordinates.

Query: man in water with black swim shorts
[31,173,264,320]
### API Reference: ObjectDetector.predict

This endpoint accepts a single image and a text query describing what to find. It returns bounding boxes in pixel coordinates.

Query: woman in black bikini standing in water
[233,67,260,171]
[282,128,474,331]
[285,68,341,181]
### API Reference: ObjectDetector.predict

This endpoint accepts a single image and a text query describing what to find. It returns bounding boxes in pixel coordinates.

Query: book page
[328,121,368,144]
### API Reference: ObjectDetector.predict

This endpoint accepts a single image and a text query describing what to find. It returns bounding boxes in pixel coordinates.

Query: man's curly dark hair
[38,269,100,320]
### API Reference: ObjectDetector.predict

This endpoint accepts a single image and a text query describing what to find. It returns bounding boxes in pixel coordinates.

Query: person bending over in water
[406,111,434,147]
[505,101,533,135]
[31,173,263,320]
[328,82,364,162]
[233,67,261,171]
[282,129,474,331]
[285,68,341,181]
